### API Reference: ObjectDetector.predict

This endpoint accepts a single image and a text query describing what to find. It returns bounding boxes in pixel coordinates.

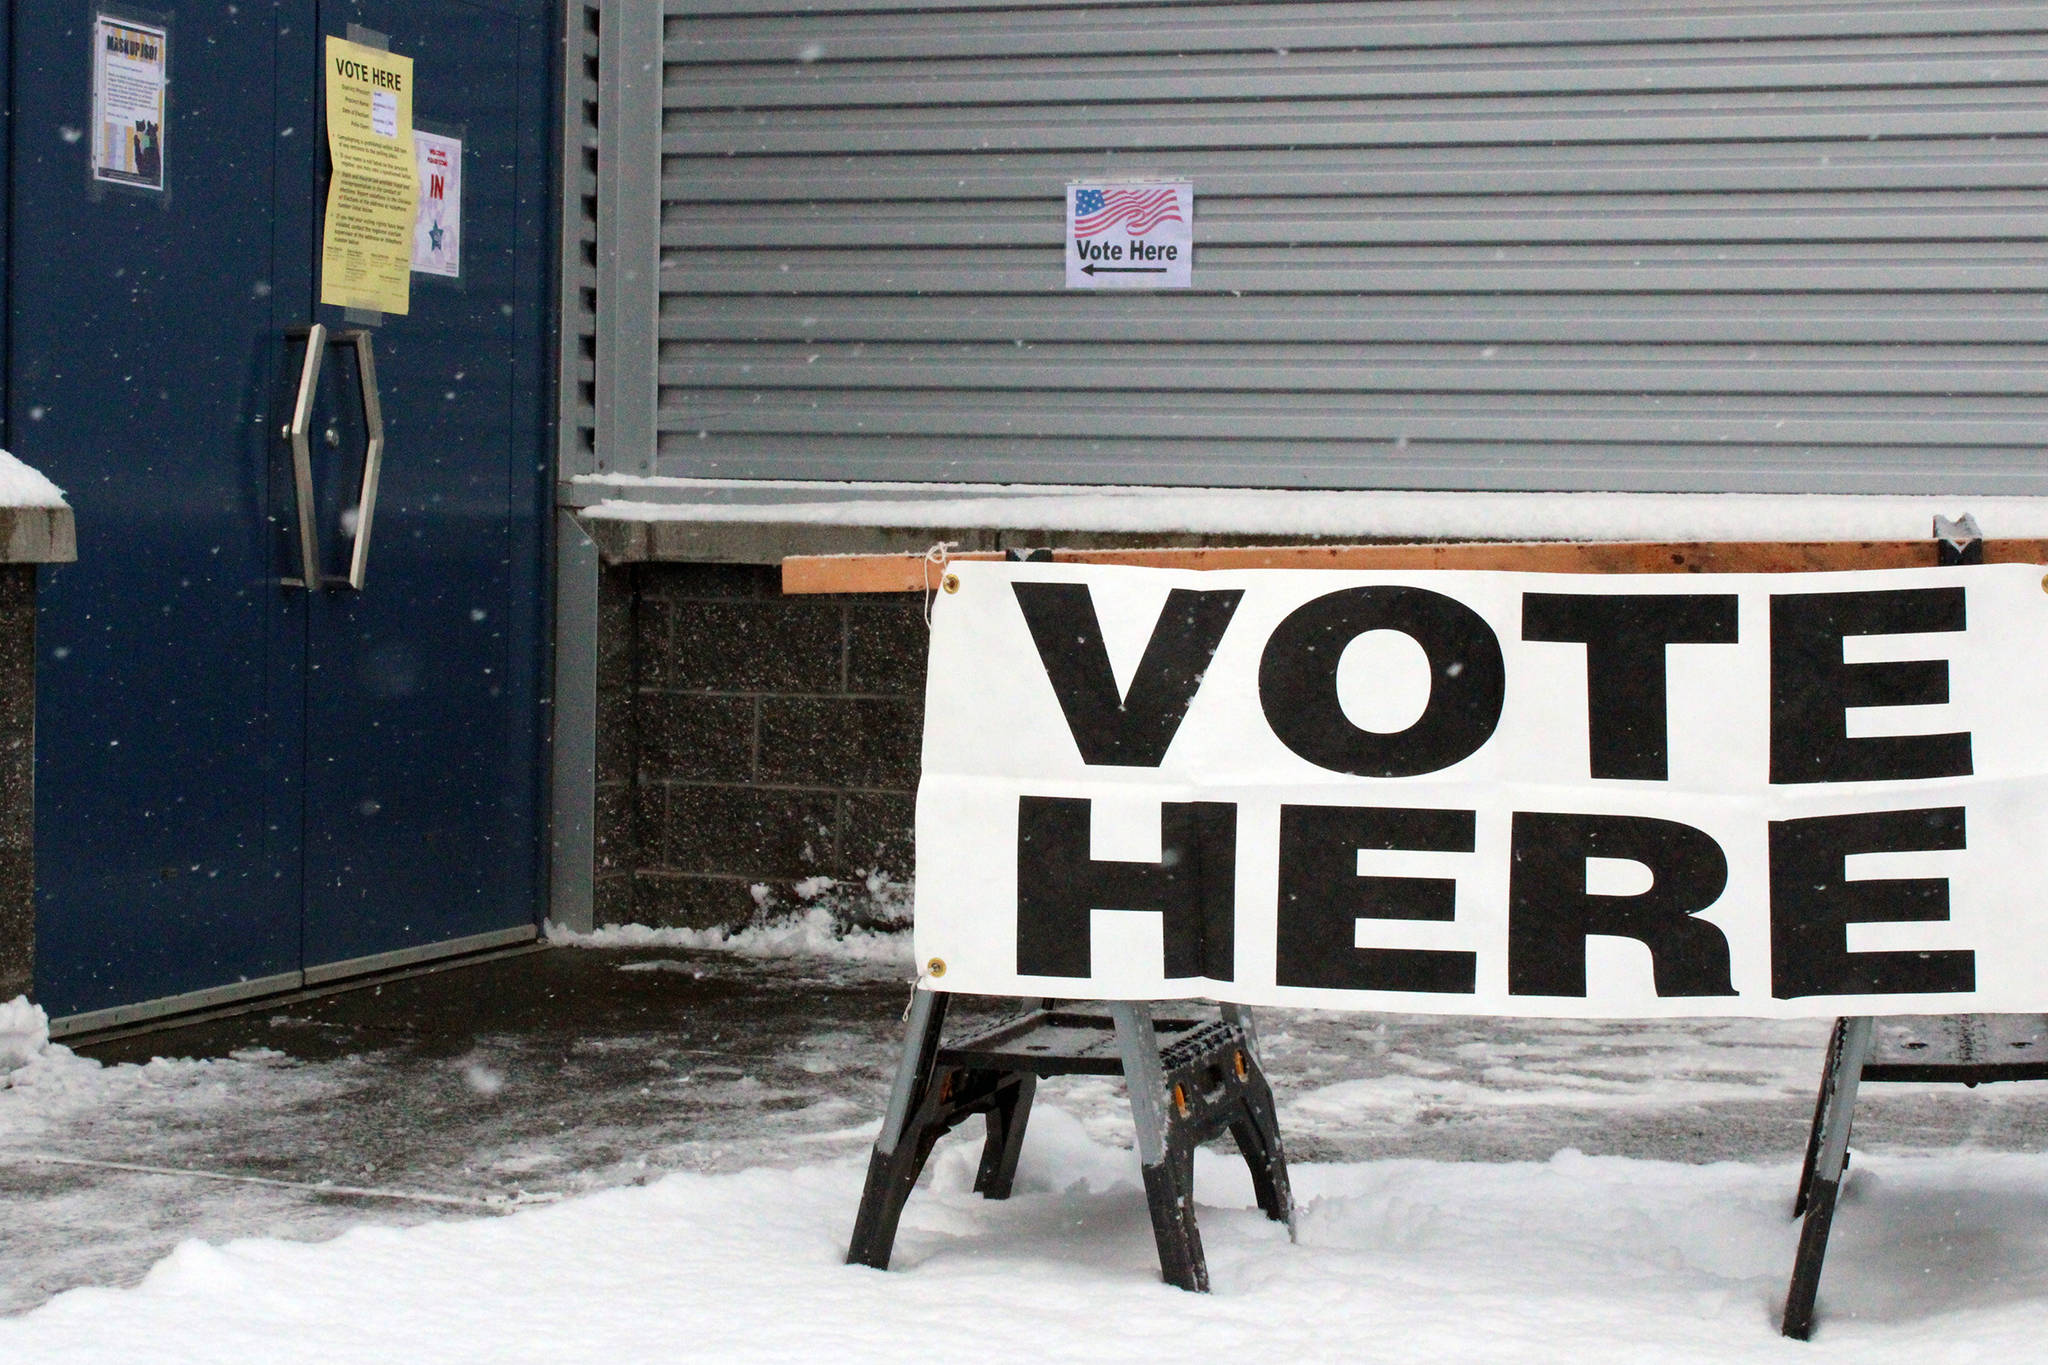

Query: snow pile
[4,1101,2046,1363]
[0,451,67,509]
[756,870,913,931]
[549,877,912,966]
[578,479,2048,543]
[549,908,909,965]
[0,995,108,1095]
[557,896,917,970]
[0,996,52,1076]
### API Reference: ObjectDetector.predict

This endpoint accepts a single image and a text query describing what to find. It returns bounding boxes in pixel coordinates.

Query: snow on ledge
[576,483,2048,544]
[0,451,68,509]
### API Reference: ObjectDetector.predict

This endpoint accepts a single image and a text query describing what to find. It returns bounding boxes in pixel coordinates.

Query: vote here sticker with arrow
[1066,181,1193,289]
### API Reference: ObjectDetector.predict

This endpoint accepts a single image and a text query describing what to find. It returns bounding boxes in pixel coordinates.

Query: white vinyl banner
[914,560,2048,1018]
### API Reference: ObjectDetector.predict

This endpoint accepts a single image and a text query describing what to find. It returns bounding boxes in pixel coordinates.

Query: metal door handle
[282,323,328,589]
[280,325,385,591]
[339,332,385,591]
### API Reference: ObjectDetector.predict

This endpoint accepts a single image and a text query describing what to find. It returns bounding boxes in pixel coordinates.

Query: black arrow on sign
[1082,264,1168,275]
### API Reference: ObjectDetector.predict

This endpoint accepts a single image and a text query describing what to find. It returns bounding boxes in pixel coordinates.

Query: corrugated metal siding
[558,0,600,472]
[655,0,2048,493]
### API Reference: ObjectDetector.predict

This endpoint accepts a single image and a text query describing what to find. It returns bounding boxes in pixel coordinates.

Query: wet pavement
[0,943,976,1313]
[3,941,2046,1315]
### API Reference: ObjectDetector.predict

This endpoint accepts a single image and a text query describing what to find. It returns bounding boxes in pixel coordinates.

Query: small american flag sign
[1072,186,1184,238]
[1066,181,1193,289]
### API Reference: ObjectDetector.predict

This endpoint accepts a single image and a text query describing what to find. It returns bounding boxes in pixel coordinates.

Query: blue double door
[10,1,554,1021]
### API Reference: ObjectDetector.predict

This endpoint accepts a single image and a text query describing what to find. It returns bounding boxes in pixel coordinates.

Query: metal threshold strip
[46,925,544,1044]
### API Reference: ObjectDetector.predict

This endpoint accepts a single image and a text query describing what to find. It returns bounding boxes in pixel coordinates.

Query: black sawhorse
[1782,1013,2048,1339]
[847,993,1295,1291]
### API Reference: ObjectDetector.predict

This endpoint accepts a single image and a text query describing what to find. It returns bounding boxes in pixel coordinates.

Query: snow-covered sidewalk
[5,1116,2048,1362]
[2,923,2046,1359]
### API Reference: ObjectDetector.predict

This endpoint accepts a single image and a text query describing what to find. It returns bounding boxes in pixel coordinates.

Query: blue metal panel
[298,0,551,970]
[17,3,300,1015]
[17,0,554,1016]
[2,0,13,449]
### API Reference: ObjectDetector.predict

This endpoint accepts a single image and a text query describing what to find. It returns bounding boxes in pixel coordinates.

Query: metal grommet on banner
[925,957,947,978]
[921,541,957,628]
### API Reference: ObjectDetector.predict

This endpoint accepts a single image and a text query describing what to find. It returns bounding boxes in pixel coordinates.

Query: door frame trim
[302,924,540,986]
[48,969,307,1039]
[547,509,598,932]
[49,924,540,1037]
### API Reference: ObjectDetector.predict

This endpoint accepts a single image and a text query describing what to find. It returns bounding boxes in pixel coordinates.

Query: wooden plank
[781,539,2048,594]
[785,550,1006,594]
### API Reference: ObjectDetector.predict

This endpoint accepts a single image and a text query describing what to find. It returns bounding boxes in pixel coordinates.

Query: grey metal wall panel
[557,0,600,476]
[653,0,2048,493]
[595,0,665,475]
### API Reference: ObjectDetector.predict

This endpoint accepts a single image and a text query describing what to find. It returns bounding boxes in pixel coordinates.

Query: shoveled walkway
[2,936,2044,1315]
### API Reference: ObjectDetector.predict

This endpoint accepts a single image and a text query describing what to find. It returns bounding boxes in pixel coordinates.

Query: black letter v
[1012,582,1243,767]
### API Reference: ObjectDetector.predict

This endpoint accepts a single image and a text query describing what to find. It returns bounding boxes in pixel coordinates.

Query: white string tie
[921,541,957,628]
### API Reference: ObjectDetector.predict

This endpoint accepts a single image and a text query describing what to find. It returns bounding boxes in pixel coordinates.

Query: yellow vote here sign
[320,37,415,316]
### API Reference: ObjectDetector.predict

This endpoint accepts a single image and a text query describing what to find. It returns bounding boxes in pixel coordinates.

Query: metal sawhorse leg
[847,992,1295,1291]
[1782,1013,2048,1339]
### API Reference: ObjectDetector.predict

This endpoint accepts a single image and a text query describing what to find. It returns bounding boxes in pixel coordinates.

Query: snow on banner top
[914,559,2048,1019]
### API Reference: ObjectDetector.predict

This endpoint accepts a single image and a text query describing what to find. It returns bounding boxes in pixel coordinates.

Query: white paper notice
[412,131,462,278]
[371,90,399,139]
[91,14,168,192]
[1066,181,1192,289]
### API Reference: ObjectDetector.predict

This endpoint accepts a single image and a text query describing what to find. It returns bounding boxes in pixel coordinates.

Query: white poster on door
[91,14,168,192]
[412,130,462,278]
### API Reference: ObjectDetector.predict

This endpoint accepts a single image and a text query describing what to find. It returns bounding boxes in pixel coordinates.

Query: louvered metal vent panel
[654,0,2048,492]
[558,0,601,471]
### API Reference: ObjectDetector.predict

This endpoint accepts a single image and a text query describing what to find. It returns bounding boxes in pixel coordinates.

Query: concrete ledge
[566,479,2048,567]
[579,515,1005,565]
[0,506,75,564]
[574,514,1361,566]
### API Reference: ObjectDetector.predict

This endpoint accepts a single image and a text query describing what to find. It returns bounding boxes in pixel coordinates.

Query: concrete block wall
[595,562,927,928]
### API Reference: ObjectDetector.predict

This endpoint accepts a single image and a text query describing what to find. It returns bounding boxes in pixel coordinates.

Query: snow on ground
[0,1009,352,1149]
[3,917,2048,1359]
[4,1112,2048,1362]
